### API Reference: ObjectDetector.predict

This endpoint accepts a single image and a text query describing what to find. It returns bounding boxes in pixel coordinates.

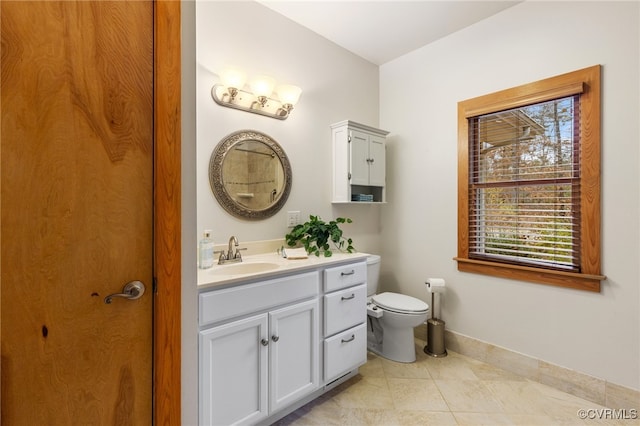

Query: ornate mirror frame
[209,130,292,220]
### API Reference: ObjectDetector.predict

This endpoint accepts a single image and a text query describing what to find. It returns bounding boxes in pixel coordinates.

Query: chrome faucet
[218,235,244,264]
[228,236,239,259]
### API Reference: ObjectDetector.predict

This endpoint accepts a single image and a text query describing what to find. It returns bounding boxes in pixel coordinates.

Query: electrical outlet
[287,211,301,227]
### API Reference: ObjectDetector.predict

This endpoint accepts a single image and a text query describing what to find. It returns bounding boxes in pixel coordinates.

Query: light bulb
[277,84,302,107]
[250,76,276,99]
[220,69,247,91]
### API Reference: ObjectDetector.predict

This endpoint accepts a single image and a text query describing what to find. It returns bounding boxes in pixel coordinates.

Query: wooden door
[1,1,155,424]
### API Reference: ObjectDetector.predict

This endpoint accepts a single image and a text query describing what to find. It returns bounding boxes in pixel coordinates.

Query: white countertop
[197,251,369,290]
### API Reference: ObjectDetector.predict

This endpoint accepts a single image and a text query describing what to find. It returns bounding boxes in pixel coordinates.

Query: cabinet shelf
[331,201,387,205]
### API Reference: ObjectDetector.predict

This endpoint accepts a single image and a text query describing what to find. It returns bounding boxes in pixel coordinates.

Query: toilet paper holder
[424,278,447,358]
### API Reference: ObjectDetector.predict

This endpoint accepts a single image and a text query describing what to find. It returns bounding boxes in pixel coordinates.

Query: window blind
[468,96,581,272]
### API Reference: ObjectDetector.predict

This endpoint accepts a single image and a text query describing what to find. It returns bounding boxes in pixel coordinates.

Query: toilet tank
[366,255,381,296]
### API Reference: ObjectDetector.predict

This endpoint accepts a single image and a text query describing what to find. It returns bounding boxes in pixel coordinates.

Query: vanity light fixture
[212,69,302,120]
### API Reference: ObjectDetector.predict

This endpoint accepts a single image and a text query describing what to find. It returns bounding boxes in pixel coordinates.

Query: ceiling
[258,1,521,65]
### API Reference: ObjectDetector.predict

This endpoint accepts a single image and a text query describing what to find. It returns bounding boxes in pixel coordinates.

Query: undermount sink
[208,261,281,276]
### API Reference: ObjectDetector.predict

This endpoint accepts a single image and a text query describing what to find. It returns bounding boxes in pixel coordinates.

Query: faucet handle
[214,250,226,262]
[234,247,247,260]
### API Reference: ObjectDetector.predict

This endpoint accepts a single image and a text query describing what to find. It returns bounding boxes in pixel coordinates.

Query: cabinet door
[200,314,268,426]
[368,134,386,187]
[269,299,320,413]
[349,129,370,186]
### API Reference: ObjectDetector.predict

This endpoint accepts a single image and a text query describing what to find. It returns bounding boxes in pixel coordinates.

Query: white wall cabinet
[331,120,389,203]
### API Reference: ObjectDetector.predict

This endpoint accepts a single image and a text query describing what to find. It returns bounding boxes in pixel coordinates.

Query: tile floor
[275,339,640,426]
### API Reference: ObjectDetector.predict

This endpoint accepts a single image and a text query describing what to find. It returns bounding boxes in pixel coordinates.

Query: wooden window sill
[454,257,605,292]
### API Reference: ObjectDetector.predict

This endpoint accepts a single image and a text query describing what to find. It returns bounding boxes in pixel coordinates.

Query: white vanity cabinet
[322,261,368,382]
[199,272,320,426]
[198,257,368,426]
[331,120,389,203]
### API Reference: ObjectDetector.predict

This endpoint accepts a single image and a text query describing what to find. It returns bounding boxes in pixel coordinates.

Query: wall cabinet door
[368,134,386,187]
[349,130,370,186]
[349,130,386,187]
[200,314,269,426]
[269,299,320,413]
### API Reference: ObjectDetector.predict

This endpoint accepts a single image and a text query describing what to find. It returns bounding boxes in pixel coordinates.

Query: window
[456,66,605,291]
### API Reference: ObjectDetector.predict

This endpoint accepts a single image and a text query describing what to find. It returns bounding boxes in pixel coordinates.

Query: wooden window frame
[455,65,605,292]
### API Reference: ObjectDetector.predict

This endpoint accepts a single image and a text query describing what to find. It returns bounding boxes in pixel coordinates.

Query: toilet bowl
[366,255,429,363]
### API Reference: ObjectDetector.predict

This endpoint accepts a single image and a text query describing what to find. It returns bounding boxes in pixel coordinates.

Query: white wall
[186,2,383,424]
[182,2,198,425]
[380,1,639,390]
[196,1,383,255]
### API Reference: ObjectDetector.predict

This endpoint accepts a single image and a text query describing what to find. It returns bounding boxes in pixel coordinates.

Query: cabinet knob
[271,335,280,342]
[341,294,355,301]
[261,338,269,346]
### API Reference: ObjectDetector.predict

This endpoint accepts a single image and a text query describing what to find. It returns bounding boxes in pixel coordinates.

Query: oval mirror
[209,130,292,220]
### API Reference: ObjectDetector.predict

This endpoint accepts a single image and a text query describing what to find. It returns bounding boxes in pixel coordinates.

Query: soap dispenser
[198,230,215,269]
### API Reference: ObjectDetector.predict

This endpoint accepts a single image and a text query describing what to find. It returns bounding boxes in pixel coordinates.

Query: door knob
[104,281,146,304]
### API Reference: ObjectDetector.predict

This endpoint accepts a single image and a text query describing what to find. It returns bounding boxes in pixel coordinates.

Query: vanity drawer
[323,284,367,337]
[323,261,366,292]
[323,323,367,382]
[199,271,319,326]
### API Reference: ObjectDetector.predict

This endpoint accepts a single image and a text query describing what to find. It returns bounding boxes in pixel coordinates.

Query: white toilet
[366,255,429,363]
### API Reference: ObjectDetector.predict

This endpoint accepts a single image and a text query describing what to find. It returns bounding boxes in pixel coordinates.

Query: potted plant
[285,215,355,257]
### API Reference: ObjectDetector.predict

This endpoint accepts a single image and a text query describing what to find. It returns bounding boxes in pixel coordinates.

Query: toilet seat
[371,292,429,315]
